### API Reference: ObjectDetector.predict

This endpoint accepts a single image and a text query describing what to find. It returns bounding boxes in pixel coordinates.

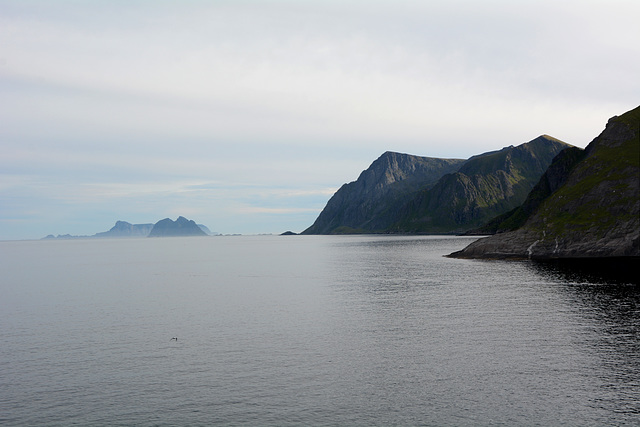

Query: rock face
[449,106,640,259]
[302,152,465,234]
[467,146,587,235]
[148,216,208,237]
[303,136,570,234]
[392,135,570,233]
[94,221,154,238]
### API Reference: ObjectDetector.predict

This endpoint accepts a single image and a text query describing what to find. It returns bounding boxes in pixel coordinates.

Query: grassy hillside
[391,136,571,233]
[449,105,640,259]
[532,107,639,237]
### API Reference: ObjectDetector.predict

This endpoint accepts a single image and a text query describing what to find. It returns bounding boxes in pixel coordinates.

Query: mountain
[303,136,570,234]
[42,217,211,239]
[464,145,587,235]
[93,221,154,238]
[449,106,640,259]
[302,152,465,234]
[148,216,208,237]
[391,135,571,233]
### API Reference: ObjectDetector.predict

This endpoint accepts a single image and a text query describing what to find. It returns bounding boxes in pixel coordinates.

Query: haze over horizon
[1,0,639,240]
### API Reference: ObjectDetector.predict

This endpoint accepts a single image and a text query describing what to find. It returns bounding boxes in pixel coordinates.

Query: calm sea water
[1,235,638,426]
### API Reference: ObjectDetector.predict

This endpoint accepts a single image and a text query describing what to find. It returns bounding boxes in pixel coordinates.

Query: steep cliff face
[148,216,207,237]
[303,136,569,234]
[302,152,465,234]
[450,106,640,259]
[392,135,570,233]
[467,146,587,234]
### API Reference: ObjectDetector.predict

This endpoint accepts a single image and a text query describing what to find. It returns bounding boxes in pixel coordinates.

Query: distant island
[94,221,154,238]
[148,216,207,237]
[43,216,215,239]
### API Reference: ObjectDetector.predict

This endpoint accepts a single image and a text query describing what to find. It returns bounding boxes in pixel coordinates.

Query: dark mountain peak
[539,134,565,143]
[460,136,570,176]
[303,152,465,234]
[585,107,639,154]
[365,151,468,192]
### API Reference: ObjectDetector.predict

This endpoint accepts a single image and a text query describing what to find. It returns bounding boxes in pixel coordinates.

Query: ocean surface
[1,235,638,426]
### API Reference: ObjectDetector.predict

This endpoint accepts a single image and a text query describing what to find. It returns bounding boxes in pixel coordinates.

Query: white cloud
[235,206,324,215]
[1,0,639,239]
[3,0,636,146]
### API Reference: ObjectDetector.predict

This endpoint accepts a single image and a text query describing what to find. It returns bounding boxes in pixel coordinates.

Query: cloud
[4,1,636,147]
[1,0,639,239]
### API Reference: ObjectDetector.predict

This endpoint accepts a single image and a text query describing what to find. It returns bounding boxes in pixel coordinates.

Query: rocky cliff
[302,152,465,234]
[449,106,640,259]
[303,136,569,234]
[391,135,570,233]
[148,216,208,237]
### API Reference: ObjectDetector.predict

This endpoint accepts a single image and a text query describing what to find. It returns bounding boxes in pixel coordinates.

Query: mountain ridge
[449,106,640,259]
[302,152,465,234]
[43,217,212,239]
[94,221,154,238]
[148,216,208,237]
[303,135,570,234]
[390,135,571,233]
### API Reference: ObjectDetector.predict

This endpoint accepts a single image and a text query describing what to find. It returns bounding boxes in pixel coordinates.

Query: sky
[1,0,639,240]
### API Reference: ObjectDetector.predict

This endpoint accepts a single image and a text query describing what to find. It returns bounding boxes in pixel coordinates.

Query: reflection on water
[2,236,639,426]
[532,258,639,285]
[328,237,640,423]
[531,259,640,418]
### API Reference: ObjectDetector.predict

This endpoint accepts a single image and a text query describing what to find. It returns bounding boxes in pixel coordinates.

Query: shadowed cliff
[304,136,570,234]
[302,152,465,234]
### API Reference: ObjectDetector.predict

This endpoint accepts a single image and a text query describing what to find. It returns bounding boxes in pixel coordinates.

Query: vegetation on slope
[449,105,640,259]
[470,146,587,234]
[390,136,570,233]
[531,108,639,238]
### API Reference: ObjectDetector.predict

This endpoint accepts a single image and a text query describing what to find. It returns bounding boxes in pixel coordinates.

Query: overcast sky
[1,0,639,239]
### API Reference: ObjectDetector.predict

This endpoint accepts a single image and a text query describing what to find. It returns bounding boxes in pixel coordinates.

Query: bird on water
[170,337,178,341]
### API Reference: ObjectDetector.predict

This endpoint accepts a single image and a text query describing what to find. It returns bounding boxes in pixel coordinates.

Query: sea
[1,235,638,426]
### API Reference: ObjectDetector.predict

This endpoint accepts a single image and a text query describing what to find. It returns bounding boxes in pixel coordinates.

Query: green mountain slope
[390,135,571,233]
[468,146,587,234]
[450,106,640,259]
[304,136,570,234]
